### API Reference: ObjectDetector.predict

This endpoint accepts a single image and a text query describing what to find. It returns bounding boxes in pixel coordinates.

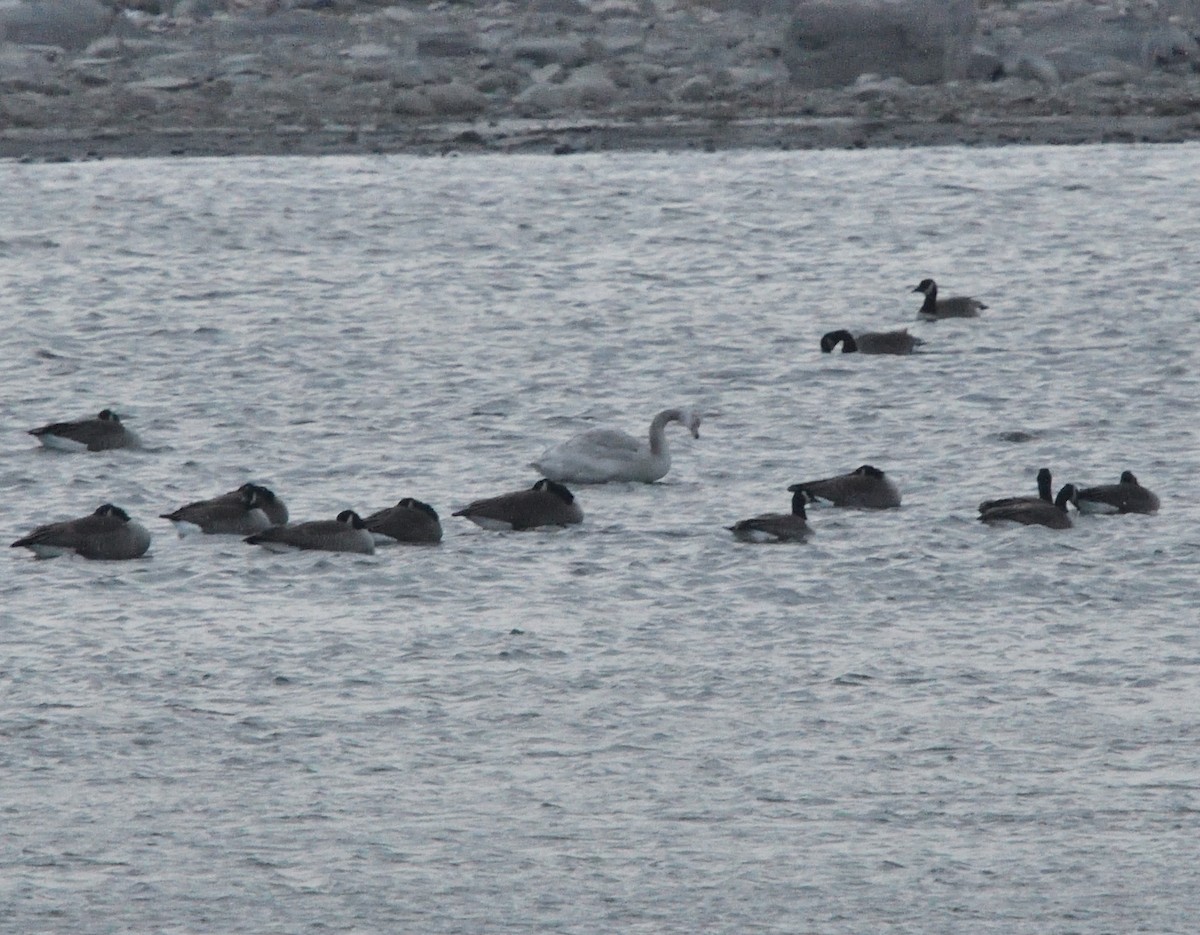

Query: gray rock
[783,0,979,88]
[416,32,480,59]
[0,0,113,50]
[509,37,591,68]
[673,74,714,102]
[425,79,488,116]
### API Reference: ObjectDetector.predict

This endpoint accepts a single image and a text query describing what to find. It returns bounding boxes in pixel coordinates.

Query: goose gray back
[912,278,986,320]
[454,479,583,531]
[788,464,901,509]
[28,409,139,452]
[12,504,151,560]
[1076,471,1160,515]
[820,329,924,355]
[244,510,375,554]
[214,483,289,525]
[980,484,1078,529]
[978,468,1054,514]
[161,485,273,536]
[728,489,812,543]
[363,497,444,544]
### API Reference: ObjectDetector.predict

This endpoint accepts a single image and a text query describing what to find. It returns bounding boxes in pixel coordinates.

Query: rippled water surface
[3,144,1199,933]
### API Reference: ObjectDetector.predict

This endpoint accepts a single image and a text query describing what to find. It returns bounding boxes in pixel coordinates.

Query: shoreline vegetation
[2,0,1199,161]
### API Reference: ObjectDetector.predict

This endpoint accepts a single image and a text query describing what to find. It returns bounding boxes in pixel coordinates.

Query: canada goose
[820,329,924,355]
[1076,471,1160,515]
[728,489,812,543]
[161,485,273,536]
[788,465,901,509]
[979,484,1078,529]
[244,510,375,554]
[913,278,986,319]
[978,468,1053,514]
[212,483,289,526]
[363,497,443,544]
[531,407,701,483]
[453,479,583,531]
[28,408,139,451]
[11,503,151,560]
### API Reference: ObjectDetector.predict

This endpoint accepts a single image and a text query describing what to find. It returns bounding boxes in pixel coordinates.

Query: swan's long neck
[648,409,684,456]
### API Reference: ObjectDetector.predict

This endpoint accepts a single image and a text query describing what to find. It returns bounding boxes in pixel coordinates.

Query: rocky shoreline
[2,0,1199,161]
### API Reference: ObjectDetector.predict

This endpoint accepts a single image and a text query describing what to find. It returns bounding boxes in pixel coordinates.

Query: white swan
[531,407,701,484]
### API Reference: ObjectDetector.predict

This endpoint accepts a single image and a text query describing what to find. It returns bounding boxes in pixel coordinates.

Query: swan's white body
[531,407,701,484]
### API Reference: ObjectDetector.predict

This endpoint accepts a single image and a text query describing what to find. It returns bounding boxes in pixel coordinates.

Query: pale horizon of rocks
[2,0,1199,160]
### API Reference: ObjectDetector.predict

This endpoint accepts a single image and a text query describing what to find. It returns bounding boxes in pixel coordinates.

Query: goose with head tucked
[454,479,583,531]
[244,510,374,554]
[161,484,274,536]
[978,468,1053,514]
[788,464,901,509]
[531,407,701,484]
[363,497,443,544]
[820,329,925,355]
[913,278,986,320]
[1076,471,1160,515]
[210,483,289,526]
[728,489,813,543]
[28,408,139,451]
[12,503,151,560]
[980,484,1078,529]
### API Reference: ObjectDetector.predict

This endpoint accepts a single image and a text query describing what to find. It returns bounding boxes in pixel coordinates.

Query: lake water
[2,143,1198,933]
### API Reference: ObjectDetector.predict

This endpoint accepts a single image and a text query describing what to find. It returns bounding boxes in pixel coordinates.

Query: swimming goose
[363,497,444,544]
[787,465,901,509]
[728,489,812,543]
[28,408,139,451]
[978,468,1053,514]
[913,279,987,320]
[244,510,375,554]
[980,484,1078,529]
[212,483,289,526]
[1076,471,1160,515]
[161,485,273,536]
[820,329,925,355]
[531,407,701,484]
[12,503,151,559]
[453,479,583,531]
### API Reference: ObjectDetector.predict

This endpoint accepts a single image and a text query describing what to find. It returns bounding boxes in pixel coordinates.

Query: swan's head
[680,409,701,439]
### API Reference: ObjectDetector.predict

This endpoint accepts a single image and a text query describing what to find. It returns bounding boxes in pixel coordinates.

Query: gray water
[2,144,1198,934]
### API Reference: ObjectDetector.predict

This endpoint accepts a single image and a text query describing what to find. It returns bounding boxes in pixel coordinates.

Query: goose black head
[97,409,121,422]
[912,278,937,296]
[854,465,885,478]
[1054,484,1079,510]
[820,330,857,354]
[1119,471,1139,485]
[95,503,130,521]
[336,510,367,528]
[534,478,575,503]
[399,497,440,521]
[789,489,808,518]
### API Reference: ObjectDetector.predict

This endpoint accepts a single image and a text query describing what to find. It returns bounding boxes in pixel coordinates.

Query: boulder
[0,0,113,50]
[783,0,979,88]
